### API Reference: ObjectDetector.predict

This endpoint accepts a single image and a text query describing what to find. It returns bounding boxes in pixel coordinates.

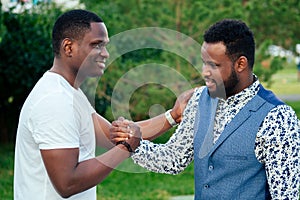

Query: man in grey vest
[111,19,300,199]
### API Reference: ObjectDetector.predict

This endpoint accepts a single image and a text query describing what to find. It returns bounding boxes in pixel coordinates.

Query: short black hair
[52,9,103,57]
[204,19,255,69]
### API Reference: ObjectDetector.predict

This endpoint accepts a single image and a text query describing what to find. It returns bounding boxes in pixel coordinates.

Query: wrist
[116,141,134,153]
[170,109,181,123]
[165,109,178,127]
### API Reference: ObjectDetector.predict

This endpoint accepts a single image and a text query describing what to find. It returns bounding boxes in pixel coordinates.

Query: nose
[100,47,109,58]
[201,63,212,77]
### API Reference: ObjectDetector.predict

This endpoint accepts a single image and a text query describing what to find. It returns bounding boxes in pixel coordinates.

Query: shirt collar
[218,75,260,104]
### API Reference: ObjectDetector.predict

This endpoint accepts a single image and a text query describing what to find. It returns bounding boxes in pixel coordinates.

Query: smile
[205,78,215,88]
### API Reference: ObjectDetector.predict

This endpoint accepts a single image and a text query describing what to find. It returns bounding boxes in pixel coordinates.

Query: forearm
[136,88,195,141]
[93,113,114,149]
[53,145,130,198]
[136,113,174,140]
[132,132,194,174]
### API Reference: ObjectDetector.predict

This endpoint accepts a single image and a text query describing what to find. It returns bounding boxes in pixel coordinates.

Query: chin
[91,69,104,77]
[208,89,226,99]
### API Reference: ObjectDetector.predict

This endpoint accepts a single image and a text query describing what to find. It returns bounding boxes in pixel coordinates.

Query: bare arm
[92,113,114,149]
[41,146,127,198]
[111,88,194,142]
[40,118,141,198]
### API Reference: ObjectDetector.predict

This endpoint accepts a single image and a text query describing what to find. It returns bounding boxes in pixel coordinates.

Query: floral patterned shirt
[132,78,300,200]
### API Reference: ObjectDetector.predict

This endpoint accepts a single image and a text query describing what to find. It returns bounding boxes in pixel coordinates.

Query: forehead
[83,22,109,43]
[201,42,227,60]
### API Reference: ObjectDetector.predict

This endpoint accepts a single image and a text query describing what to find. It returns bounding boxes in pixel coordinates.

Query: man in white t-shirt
[14,9,192,200]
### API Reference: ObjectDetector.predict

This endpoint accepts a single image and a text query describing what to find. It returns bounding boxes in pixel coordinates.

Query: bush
[0,4,63,142]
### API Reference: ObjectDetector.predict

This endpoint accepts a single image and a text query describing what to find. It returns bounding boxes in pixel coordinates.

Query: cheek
[211,69,224,82]
[81,51,96,65]
[219,67,232,81]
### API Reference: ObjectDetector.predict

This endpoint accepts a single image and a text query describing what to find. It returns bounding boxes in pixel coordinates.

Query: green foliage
[0,2,5,42]
[0,0,299,141]
[245,0,300,49]
[0,4,63,142]
[286,101,300,118]
[81,0,298,122]
[1,6,58,90]
[254,40,285,86]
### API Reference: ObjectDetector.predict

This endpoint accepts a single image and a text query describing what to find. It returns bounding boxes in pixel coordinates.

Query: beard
[209,67,239,99]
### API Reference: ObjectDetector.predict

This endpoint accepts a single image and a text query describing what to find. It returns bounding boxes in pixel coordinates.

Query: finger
[127,124,141,138]
[110,126,132,135]
[111,137,128,144]
[110,132,130,143]
[118,116,125,121]
[111,120,130,128]
[110,130,130,138]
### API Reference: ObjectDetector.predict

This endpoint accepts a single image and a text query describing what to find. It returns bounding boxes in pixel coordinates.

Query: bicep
[40,148,79,193]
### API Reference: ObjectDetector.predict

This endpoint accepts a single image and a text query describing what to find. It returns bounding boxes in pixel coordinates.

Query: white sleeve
[30,92,80,150]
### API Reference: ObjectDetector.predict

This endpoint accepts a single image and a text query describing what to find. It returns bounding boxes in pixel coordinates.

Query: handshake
[110,117,142,154]
[108,88,195,155]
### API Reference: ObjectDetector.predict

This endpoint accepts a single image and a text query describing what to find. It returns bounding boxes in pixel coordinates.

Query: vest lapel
[198,97,218,158]
[209,94,267,155]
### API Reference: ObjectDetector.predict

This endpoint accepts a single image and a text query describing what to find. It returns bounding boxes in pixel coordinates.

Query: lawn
[1,64,299,200]
[0,144,195,200]
[263,64,300,95]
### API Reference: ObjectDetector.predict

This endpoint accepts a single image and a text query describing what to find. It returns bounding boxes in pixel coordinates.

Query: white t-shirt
[14,71,97,200]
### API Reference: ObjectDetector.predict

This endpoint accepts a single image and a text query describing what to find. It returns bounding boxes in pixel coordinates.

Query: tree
[0,4,62,142]
[81,0,295,123]
[0,0,298,142]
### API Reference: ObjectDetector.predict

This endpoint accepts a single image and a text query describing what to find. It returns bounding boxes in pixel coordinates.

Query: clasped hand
[110,117,141,152]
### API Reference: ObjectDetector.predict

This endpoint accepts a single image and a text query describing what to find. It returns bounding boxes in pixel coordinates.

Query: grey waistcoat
[193,85,284,200]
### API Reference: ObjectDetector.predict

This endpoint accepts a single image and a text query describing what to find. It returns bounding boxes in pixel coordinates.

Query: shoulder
[257,85,285,106]
[259,104,299,139]
[268,104,298,121]
[191,86,206,102]
[182,86,206,115]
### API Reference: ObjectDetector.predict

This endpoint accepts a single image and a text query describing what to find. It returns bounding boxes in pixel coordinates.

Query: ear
[235,56,248,73]
[61,38,73,57]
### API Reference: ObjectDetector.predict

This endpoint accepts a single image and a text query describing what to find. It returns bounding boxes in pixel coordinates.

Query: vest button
[208,165,214,171]
[204,184,209,189]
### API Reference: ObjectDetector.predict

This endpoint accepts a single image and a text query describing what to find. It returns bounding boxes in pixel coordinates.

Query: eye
[203,60,219,69]
[209,62,218,69]
[94,43,104,49]
[92,42,106,50]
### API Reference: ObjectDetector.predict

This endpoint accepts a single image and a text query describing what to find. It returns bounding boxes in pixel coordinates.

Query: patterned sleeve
[131,87,203,174]
[255,105,300,199]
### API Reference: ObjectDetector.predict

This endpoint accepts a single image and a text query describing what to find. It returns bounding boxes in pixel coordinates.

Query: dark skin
[40,22,193,198]
[201,42,253,99]
[110,88,194,143]
[110,41,254,146]
[41,22,136,198]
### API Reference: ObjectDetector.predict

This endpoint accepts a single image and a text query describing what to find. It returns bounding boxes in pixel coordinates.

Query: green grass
[262,64,300,95]
[0,144,194,200]
[1,65,299,200]
[97,161,194,200]
[0,145,14,200]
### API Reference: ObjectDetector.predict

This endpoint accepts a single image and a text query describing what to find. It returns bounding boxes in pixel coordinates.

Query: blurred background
[0,0,299,199]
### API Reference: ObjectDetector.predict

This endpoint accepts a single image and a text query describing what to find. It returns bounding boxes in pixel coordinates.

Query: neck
[50,60,83,89]
[224,73,254,99]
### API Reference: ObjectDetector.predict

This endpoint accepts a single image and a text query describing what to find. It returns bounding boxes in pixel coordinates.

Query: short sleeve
[30,92,80,150]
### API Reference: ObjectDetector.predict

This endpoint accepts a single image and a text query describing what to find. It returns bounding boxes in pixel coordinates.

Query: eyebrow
[91,40,109,45]
[201,58,220,67]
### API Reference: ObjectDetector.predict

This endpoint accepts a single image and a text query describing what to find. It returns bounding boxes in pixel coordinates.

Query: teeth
[205,79,215,87]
